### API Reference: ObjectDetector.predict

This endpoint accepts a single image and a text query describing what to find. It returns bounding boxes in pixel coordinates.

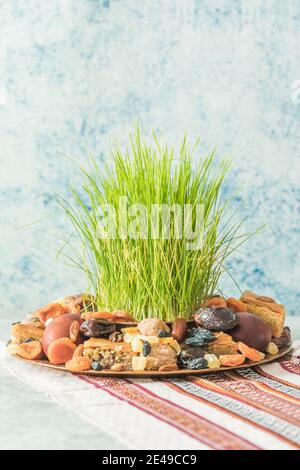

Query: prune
[194,307,238,331]
[185,327,215,346]
[80,319,116,338]
[142,341,151,357]
[179,355,208,370]
[180,345,205,359]
[91,361,102,371]
[158,330,170,338]
[272,326,291,349]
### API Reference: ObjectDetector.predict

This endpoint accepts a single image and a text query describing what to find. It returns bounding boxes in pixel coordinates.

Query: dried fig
[80,319,116,338]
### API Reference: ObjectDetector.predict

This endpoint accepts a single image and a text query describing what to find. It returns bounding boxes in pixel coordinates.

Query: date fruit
[194,307,238,331]
[230,312,271,352]
[171,318,187,342]
[80,319,116,338]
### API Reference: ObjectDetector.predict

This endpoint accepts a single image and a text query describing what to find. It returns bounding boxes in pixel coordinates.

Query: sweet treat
[6,289,291,373]
[11,323,44,343]
[240,290,285,337]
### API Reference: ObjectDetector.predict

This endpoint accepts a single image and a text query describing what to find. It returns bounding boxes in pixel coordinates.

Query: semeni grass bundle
[59,128,250,321]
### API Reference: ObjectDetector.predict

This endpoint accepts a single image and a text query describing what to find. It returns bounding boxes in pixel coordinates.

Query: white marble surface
[0,317,299,450]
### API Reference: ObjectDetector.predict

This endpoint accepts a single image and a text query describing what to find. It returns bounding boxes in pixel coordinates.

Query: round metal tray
[14,344,292,378]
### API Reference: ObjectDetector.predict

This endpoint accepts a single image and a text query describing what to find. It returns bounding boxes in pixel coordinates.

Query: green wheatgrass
[58,128,253,321]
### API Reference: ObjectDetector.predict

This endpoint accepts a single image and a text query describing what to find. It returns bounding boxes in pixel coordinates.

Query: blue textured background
[1,0,299,318]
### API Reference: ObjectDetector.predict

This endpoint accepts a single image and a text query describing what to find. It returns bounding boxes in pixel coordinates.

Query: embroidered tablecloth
[1,341,299,450]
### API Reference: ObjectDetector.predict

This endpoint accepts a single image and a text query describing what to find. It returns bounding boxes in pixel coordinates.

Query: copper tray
[14,344,292,377]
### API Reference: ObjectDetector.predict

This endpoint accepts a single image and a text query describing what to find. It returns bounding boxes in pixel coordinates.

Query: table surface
[1,316,299,450]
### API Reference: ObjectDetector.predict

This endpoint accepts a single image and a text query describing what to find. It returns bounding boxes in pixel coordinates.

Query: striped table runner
[1,341,299,450]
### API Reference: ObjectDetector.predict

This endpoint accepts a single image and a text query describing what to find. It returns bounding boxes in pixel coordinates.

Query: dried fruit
[37,302,73,326]
[180,345,205,359]
[272,327,291,349]
[69,321,80,343]
[219,354,245,367]
[265,342,279,355]
[158,330,170,338]
[82,311,113,321]
[142,341,151,357]
[203,296,227,308]
[171,318,188,342]
[131,337,143,353]
[204,354,221,369]
[121,327,139,334]
[237,341,265,362]
[179,356,208,370]
[16,341,44,360]
[42,313,83,355]
[132,356,147,371]
[91,361,102,371]
[73,344,84,358]
[226,297,247,313]
[80,319,116,338]
[194,307,238,331]
[112,310,134,323]
[65,356,91,372]
[185,327,215,346]
[47,337,77,365]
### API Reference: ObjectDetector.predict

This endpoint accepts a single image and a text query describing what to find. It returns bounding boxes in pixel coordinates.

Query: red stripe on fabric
[78,375,259,450]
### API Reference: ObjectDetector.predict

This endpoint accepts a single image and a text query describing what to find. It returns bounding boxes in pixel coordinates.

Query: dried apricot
[219,354,245,367]
[202,296,227,308]
[82,311,113,321]
[69,320,80,343]
[65,356,91,372]
[237,341,265,362]
[47,337,77,365]
[112,310,134,322]
[226,298,247,313]
[72,344,84,358]
[37,303,71,326]
[16,341,44,360]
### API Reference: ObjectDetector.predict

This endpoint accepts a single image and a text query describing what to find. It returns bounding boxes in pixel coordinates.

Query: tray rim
[12,344,292,378]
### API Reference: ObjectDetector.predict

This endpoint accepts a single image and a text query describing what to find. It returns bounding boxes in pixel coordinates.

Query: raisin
[179,356,208,370]
[142,341,151,357]
[158,330,170,338]
[91,361,102,371]
[185,328,215,346]
[22,338,35,343]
